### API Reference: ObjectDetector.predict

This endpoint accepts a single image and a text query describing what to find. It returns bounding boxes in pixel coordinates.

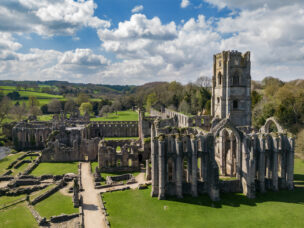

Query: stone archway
[260,117,284,134]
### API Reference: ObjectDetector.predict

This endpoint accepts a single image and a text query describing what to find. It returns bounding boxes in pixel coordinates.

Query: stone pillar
[272,137,279,191]
[176,139,183,198]
[151,138,159,197]
[158,140,165,200]
[146,159,151,180]
[191,137,198,197]
[286,137,295,190]
[200,136,207,182]
[279,134,286,189]
[258,136,266,193]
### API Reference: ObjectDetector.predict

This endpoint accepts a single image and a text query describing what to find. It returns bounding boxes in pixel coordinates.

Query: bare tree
[196,76,212,88]
[48,99,62,113]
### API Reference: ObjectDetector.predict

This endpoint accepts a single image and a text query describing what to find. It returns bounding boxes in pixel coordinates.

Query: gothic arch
[232,71,240,86]
[218,72,222,85]
[260,117,284,134]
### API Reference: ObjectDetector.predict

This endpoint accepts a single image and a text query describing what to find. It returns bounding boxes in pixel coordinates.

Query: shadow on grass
[164,185,304,209]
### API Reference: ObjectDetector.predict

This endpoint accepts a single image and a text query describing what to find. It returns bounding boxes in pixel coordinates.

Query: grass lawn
[11,162,32,176]
[30,162,78,176]
[0,203,38,228]
[36,114,53,121]
[102,158,304,228]
[91,110,138,121]
[0,195,26,207]
[0,152,26,175]
[34,191,78,219]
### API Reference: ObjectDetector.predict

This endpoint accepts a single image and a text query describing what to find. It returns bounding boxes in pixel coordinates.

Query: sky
[0,0,303,85]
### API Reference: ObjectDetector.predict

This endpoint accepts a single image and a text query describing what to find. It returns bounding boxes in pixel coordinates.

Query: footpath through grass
[34,191,78,219]
[30,162,78,176]
[103,158,304,228]
[91,110,138,121]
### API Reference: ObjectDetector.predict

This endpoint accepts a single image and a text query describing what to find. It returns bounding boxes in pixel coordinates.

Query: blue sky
[0,0,303,84]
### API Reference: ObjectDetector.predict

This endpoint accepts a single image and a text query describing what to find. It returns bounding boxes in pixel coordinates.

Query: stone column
[272,137,279,191]
[287,137,295,190]
[146,159,151,180]
[258,136,266,193]
[191,137,198,197]
[151,138,159,197]
[279,134,286,189]
[158,140,165,200]
[176,139,183,198]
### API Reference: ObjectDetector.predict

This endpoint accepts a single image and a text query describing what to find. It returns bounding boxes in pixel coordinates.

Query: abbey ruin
[6,50,295,202]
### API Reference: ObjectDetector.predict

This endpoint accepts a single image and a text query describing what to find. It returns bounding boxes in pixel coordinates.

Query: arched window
[218,72,222,85]
[233,100,238,110]
[232,72,239,86]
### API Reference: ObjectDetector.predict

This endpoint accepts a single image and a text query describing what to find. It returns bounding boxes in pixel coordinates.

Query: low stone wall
[0,175,13,181]
[50,213,79,223]
[31,180,66,205]
[28,204,47,226]
[219,180,242,193]
[23,156,41,175]
[1,184,48,196]
[14,159,31,169]
[99,193,110,228]
[8,178,41,188]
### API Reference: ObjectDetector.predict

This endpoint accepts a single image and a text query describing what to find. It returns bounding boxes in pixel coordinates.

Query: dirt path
[80,162,106,228]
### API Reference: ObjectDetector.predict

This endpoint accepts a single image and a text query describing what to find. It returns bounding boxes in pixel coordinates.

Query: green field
[102,159,304,228]
[0,152,26,175]
[0,203,38,228]
[91,110,138,121]
[30,162,78,176]
[34,191,78,219]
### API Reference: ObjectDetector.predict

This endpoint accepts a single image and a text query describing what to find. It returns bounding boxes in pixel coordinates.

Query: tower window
[218,72,222,85]
[233,72,239,86]
[233,100,238,109]
[219,60,221,67]
[217,97,220,103]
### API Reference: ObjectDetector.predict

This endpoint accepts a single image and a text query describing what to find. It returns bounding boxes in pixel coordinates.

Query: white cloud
[181,0,190,8]
[0,0,110,36]
[131,5,143,13]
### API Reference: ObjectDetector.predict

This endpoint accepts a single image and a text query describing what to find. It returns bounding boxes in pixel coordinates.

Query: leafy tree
[111,100,122,114]
[0,96,12,125]
[64,98,77,113]
[79,102,92,115]
[7,91,20,100]
[146,92,157,112]
[12,102,27,121]
[77,93,89,105]
[41,104,48,114]
[99,105,111,117]
[28,96,39,108]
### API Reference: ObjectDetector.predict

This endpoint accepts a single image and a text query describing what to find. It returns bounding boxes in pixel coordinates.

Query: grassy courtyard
[30,162,78,176]
[91,110,138,121]
[102,159,304,228]
[34,191,78,219]
[0,203,38,228]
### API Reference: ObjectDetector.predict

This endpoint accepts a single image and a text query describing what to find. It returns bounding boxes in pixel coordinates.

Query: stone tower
[211,50,251,127]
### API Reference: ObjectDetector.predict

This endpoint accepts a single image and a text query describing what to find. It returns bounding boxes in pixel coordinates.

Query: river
[0,147,10,160]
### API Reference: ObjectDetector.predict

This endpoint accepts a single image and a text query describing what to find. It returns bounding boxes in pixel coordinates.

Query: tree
[64,98,76,113]
[28,96,39,108]
[111,100,122,115]
[48,99,62,113]
[99,105,110,117]
[7,91,20,100]
[41,104,48,114]
[196,76,212,88]
[79,102,92,115]
[146,92,158,112]
[29,106,42,116]
[76,93,89,105]
[178,100,191,114]
[12,102,27,121]
[0,96,12,125]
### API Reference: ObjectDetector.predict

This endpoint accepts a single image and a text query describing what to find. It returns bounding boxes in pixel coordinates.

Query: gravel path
[80,162,106,228]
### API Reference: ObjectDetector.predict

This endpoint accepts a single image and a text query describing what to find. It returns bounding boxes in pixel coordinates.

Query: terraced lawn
[30,162,78,176]
[102,158,304,228]
[0,152,26,175]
